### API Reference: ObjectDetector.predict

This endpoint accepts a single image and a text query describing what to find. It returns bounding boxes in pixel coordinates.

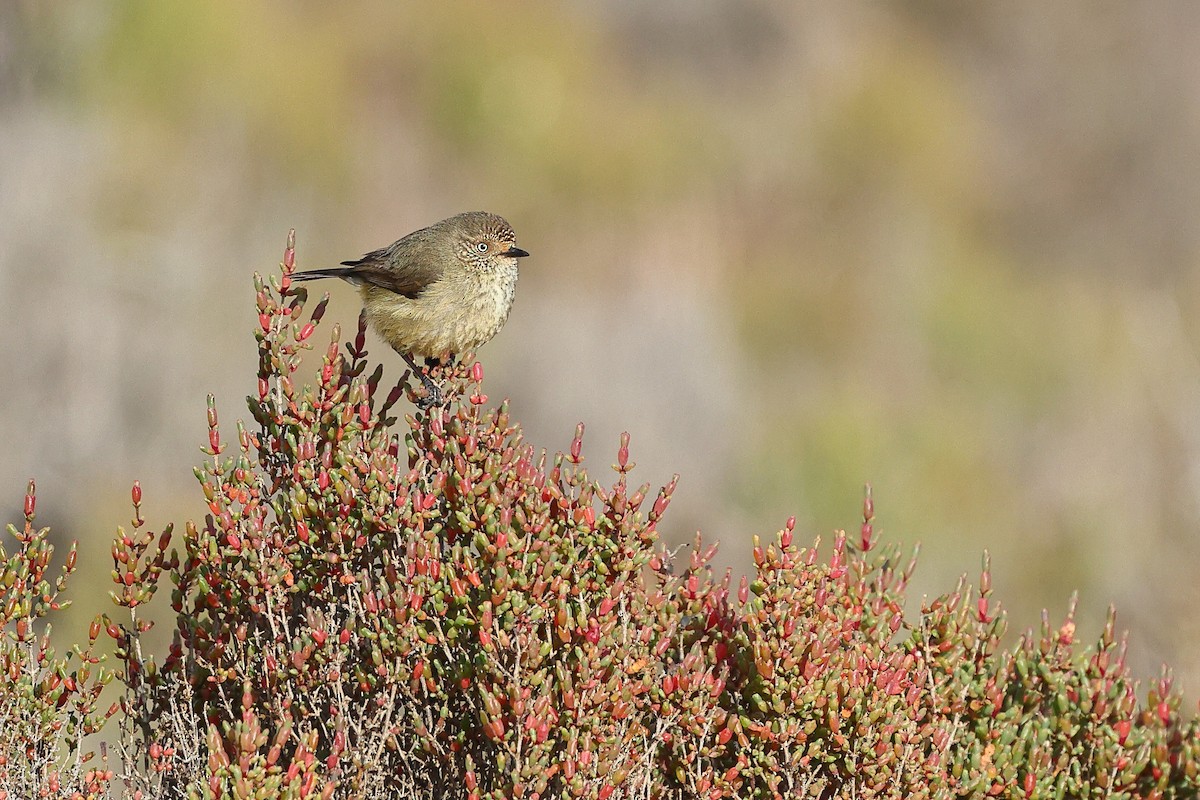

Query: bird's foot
[401,351,446,410]
[415,378,444,410]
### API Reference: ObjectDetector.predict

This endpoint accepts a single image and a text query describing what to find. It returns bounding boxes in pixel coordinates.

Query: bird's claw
[415,381,443,410]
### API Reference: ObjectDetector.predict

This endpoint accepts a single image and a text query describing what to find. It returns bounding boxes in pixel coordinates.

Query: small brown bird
[291,212,528,408]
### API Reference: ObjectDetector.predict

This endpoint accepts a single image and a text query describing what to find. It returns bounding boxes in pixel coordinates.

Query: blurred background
[3,2,1199,702]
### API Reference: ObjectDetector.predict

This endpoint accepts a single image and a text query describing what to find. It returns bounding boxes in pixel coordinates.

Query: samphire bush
[2,232,1198,800]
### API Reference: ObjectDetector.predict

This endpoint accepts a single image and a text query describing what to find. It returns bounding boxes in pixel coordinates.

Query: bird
[290,211,528,409]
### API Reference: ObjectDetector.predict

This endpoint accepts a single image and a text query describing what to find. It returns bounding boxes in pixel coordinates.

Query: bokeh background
[3,2,1199,702]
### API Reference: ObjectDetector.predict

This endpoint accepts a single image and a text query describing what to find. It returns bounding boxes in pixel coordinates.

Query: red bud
[652,494,669,518]
[617,432,630,469]
[284,230,296,270]
[570,424,584,462]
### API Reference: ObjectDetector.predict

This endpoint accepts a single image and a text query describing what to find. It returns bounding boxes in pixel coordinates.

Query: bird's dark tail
[290,267,355,282]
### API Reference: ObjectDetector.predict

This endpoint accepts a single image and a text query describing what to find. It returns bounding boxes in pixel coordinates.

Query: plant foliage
[3,231,1197,799]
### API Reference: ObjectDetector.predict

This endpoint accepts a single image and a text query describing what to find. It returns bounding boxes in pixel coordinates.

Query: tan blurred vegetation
[2,1,1199,702]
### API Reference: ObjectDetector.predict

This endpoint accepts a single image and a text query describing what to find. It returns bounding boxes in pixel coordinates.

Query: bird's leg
[401,352,443,410]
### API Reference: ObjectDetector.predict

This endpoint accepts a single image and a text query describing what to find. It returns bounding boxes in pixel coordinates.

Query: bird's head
[449,211,530,270]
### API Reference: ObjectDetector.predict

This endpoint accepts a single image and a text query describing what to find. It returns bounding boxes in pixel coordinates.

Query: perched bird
[291,211,528,408]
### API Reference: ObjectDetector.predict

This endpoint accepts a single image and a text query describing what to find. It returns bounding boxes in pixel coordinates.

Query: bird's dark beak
[508,246,530,258]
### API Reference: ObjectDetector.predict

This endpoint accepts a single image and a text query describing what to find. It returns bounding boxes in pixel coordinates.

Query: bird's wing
[339,238,444,299]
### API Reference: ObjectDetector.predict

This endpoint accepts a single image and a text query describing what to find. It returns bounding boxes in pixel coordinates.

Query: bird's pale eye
[476,241,490,253]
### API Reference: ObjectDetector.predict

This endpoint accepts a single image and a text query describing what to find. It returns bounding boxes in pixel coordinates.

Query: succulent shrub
[4,230,1198,799]
[0,482,116,800]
